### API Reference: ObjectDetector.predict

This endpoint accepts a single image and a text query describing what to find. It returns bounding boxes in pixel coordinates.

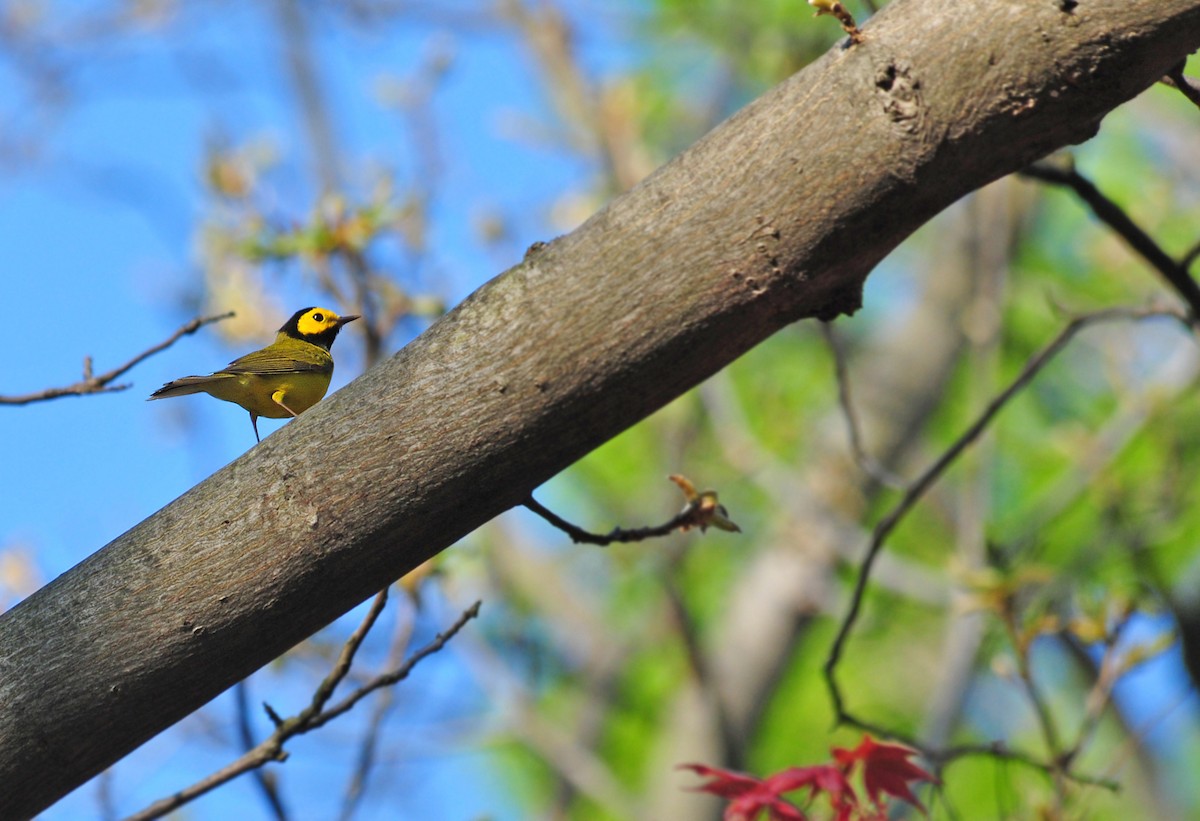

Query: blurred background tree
[2,0,1199,818]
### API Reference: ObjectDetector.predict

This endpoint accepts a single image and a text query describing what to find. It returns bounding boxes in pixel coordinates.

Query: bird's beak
[338,315,361,326]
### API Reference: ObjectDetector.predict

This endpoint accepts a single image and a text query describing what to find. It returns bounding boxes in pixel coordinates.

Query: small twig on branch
[308,598,480,725]
[1020,159,1200,318]
[235,681,289,821]
[931,741,1120,792]
[822,305,1188,739]
[1162,60,1200,110]
[1061,608,1135,770]
[808,0,864,43]
[122,594,481,821]
[337,601,416,821]
[0,312,235,406]
[998,603,1064,777]
[827,703,1121,792]
[821,322,906,489]
[524,474,740,547]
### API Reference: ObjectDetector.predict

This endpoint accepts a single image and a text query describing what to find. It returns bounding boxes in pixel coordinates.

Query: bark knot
[874,60,923,130]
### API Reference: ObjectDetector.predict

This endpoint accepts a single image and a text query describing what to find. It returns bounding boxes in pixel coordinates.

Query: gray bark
[2,0,1199,817]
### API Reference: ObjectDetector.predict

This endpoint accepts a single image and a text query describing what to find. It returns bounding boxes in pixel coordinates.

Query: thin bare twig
[0,312,234,406]
[525,475,739,546]
[123,594,481,821]
[235,681,289,821]
[524,495,692,545]
[999,606,1064,771]
[809,0,864,43]
[823,704,1121,791]
[1020,160,1200,317]
[827,675,1119,792]
[305,601,481,729]
[931,741,1120,792]
[821,322,906,488]
[1062,611,1134,769]
[823,305,1188,740]
[337,601,417,821]
[298,589,393,722]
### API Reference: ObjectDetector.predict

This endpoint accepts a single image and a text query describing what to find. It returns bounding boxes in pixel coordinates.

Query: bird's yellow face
[279,306,360,350]
[296,308,347,337]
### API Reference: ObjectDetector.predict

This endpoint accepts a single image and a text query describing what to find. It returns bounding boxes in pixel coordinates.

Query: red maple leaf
[681,762,858,821]
[681,763,808,821]
[832,736,938,814]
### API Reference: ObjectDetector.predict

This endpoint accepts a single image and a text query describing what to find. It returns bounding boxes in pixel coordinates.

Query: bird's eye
[312,313,325,322]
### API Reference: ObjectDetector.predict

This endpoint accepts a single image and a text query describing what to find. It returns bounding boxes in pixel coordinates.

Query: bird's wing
[221,348,332,376]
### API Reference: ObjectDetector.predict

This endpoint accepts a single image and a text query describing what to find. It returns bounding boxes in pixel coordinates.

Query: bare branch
[337,601,416,821]
[823,305,1189,743]
[821,322,906,488]
[298,589,392,721]
[0,312,234,406]
[998,603,1065,796]
[235,681,289,821]
[305,599,481,729]
[524,475,740,547]
[123,595,480,821]
[931,742,1120,792]
[1020,159,1200,317]
[1061,609,1135,769]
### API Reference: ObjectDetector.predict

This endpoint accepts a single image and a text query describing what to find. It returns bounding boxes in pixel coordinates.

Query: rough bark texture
[3,1,1199,816]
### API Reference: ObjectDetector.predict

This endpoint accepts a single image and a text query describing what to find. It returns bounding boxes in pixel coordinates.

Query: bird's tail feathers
[148,375,227,400]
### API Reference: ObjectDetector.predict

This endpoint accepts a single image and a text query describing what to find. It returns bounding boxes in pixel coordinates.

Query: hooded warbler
[150,306,359,442]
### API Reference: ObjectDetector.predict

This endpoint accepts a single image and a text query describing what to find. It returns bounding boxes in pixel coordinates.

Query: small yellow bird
[150,307,359,442]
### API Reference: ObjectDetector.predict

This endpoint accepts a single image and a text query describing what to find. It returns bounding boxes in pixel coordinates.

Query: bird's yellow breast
[204,370,334,418]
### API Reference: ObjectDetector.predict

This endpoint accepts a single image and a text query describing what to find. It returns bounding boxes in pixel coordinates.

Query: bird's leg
[250,412,261,443]
[271,389,300,418]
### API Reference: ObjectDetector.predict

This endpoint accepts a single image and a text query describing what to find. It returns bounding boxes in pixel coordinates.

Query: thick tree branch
[3,2,1200,817]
